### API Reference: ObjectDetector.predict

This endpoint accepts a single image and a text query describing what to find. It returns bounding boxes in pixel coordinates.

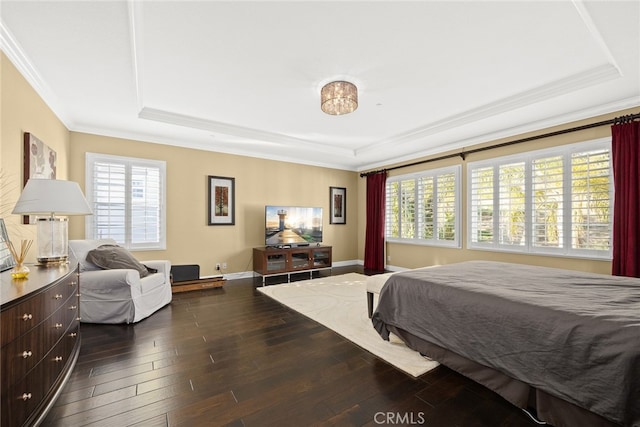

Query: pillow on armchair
[87,244,157,278]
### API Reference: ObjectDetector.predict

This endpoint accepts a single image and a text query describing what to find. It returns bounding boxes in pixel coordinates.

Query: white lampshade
[13,179,92,265]
[12,179,92,216]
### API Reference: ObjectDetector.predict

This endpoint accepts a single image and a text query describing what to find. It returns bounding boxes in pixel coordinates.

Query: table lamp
[12,179,93,265]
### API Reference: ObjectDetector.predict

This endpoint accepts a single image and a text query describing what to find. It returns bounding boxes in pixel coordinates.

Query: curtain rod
[360,112,640,177]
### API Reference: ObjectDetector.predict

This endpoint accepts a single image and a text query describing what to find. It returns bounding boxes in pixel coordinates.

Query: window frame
[85,152,167,251]
[466,138,612,260]
[386,165,462,248]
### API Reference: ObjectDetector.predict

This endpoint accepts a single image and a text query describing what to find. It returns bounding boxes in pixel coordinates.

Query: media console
[253,245,332,285]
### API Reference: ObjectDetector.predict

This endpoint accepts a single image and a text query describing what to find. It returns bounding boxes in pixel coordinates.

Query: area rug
[257,273,439,377]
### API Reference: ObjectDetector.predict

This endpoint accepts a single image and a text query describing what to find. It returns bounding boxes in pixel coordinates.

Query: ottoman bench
[366,272,398,318]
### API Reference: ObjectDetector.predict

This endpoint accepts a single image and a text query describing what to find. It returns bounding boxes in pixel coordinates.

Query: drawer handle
[21,393,32,401]
[54,356,63,362]
[69,332,77,338]
[22,314,33,321]
[54,294,63,300]
[69,305,77,310]
[54,323,63,329]
[69,280,77,286]
[22,351,32,358]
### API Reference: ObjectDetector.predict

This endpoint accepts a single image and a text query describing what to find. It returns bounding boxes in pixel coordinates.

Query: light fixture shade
[321,81,358,115]
[12,179,93,216]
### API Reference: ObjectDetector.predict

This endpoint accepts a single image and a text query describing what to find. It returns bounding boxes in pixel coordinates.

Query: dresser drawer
[0,298,45,347]
[1,321,47,390]
[45,321,80,390]
[0,357,47,427]
[1,274,77,347]
[1,292,79,392]
[42,274,79,320]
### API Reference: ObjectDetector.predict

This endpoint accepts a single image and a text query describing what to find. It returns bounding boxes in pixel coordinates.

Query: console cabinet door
[312,247,332,268]
[289,249,311,271]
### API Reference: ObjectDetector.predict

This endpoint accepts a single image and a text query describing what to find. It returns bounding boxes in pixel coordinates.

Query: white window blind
[532,155,564,249]
[386,165,461,247]
[570,148,611,252]
[467,139,612,259]
[85,153,166,250]
[470,166,493,244]
[498,162,526,246]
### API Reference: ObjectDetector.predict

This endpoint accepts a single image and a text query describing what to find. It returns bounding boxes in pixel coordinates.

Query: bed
[371,261,640,427]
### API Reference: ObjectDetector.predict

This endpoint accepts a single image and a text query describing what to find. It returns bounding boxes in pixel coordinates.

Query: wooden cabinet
[253,246,332,285]
[1,262,80,427]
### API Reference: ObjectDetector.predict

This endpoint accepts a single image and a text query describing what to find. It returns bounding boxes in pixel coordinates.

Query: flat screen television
[265,206,323,247]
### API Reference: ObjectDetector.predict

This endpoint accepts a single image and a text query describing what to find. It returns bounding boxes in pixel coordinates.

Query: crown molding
[138,107,355,157]
[0,20,72,128]
[357,96,639,173]
[69,122,358,171]
[356,63,621,158]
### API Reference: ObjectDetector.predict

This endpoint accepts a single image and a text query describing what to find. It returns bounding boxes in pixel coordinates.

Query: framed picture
[0,219,16,272]
[23,132,57,224]
[330,186,346,224]
[208,175,235,225]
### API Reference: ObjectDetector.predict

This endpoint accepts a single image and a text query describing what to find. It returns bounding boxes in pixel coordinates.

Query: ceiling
[1,1,638,171]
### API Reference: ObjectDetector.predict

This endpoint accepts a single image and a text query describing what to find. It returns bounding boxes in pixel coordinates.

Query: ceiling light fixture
[321,81,358,115]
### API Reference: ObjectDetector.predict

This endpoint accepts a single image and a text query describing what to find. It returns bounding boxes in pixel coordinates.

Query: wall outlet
[387,255,391,262]
[222,262,227,270]
[215,263,221,271]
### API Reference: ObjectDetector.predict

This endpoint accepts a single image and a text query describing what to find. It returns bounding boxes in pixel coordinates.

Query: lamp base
[36,217,69,266]
[37,256,69,266]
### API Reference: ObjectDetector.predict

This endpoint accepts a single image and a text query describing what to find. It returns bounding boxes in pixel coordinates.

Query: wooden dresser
[1,261,80,426]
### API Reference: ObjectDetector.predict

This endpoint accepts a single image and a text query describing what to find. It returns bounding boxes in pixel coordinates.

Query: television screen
[265,206,323,247]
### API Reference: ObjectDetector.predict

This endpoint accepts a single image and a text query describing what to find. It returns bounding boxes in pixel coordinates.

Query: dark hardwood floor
[42,266,536,427]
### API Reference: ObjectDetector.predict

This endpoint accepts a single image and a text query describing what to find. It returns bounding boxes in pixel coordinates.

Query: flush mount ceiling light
[321,81,358,115]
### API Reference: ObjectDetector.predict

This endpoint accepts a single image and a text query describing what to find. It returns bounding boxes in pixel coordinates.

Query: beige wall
[69,132,359,276]
[1,53,70,262]
[357,107,639,275]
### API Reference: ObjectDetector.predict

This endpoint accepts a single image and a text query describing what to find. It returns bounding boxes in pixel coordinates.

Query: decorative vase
[11,263,30,279]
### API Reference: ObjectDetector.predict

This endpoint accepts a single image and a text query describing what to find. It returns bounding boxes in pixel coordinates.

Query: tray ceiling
[1,1,638,171]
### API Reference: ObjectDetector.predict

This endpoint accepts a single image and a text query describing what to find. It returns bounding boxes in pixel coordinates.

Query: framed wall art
[23,132,57,224]
[208,175,235,225]
[330,186,346,224]
[0,219,16,272]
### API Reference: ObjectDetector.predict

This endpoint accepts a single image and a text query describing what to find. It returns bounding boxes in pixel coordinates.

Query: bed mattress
[372,261,640,426]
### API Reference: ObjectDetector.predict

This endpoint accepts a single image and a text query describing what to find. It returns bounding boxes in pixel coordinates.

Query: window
[468,138,612,259]
[386,165,461,247]
[85,153,166,250]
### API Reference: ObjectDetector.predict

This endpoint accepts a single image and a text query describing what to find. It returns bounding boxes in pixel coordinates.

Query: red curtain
[611,120,640,277]
[364,172,387,271]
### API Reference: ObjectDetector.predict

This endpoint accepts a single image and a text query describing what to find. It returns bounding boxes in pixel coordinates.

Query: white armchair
[69,239,172,324]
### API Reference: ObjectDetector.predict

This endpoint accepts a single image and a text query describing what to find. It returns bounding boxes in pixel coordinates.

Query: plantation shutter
[470,166,494,244]
[385,166,460,247]
[91,160,126,243]
[418,176,434,240]
[436,172,456,241]
[570,149,611,251]
[497,162,525,246]
[468,139,611,259]
[86,153,166,250]
[385,181,399,239]
[532,155,563,248]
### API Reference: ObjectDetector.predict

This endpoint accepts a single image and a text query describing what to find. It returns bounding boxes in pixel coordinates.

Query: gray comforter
[372,261,640,426]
